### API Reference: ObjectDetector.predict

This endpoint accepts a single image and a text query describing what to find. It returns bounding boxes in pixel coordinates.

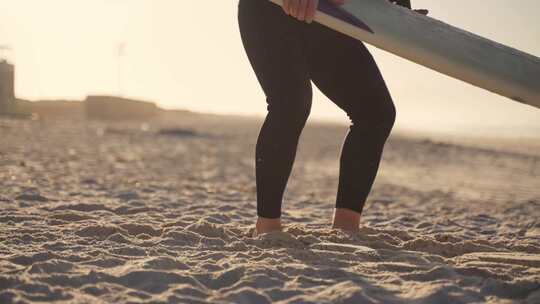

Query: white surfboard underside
[269,0,540,109]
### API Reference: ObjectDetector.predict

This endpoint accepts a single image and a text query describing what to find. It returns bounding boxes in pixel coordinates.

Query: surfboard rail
[269,0,540,109]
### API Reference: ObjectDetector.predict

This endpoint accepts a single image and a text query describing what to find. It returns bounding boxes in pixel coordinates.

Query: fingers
[297,0,309,21]
[289,0,299,17]
[283,0,290,15]
[283,0,320,23]
[305,0,318,23]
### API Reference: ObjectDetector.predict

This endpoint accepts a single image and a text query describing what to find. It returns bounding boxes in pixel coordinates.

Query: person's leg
[238,0,312,234]
[303,23,396,232]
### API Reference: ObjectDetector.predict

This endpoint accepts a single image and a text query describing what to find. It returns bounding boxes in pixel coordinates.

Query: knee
[267,93,312,131]
[349,99,396,137]
[381,102,396,133]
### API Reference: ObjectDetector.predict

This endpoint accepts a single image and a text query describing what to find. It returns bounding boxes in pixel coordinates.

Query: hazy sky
[1,0,539,137]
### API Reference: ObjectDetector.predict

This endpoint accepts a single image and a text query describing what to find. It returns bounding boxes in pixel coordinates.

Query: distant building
[0,59,15,114]
[85,95,158,120]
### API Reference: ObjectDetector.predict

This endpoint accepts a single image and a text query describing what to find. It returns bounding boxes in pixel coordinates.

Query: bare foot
[332,208,361,233]
[254,217,282,237]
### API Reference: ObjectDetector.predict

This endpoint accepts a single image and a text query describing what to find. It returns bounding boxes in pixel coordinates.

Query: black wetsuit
[238,0,399,219]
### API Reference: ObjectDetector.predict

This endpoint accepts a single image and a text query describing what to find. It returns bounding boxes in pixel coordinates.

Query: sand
[0,111,539,303]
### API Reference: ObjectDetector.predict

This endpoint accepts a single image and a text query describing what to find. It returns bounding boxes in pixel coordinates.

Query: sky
[1,0,539,137]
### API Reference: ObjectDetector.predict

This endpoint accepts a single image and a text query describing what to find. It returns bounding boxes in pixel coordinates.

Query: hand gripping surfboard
[269,0,540,109]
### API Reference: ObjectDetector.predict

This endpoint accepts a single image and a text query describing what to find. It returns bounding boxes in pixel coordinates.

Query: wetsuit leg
[303,22,396,215]
[238,0,312,219]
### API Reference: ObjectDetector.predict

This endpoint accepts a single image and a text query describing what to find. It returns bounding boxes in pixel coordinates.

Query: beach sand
[1,111,539,303]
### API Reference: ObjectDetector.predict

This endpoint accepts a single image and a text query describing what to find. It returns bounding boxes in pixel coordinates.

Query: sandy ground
[0,112,539,303]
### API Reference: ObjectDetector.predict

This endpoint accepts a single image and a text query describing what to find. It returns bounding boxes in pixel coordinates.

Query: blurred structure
[85,95,158,120]
[16,99,83,119]
[0,59,15,114]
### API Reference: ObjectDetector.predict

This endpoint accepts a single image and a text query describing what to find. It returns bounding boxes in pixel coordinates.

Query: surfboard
[269,0,540,109]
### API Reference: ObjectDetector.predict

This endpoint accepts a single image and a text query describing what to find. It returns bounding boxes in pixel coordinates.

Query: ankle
[332,208,361,232]
[255,217,282,235]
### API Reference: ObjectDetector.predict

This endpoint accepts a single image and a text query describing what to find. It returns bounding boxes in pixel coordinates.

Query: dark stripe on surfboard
[318,0,374,33]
